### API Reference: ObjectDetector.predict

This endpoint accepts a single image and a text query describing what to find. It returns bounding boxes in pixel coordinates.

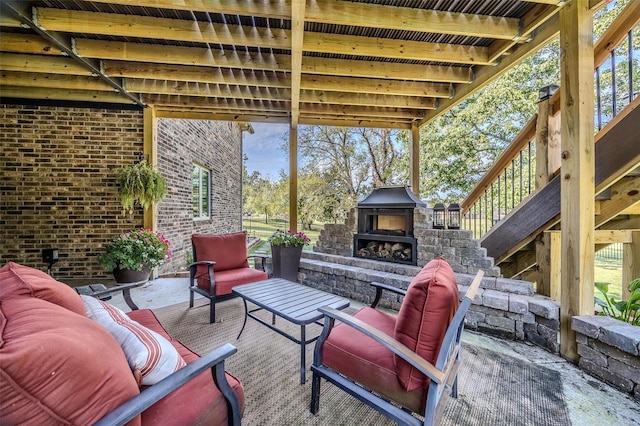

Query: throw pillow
[81,296,186,385]
[0,296,140,425]
[394,257,460,391]
[0,261,85,315]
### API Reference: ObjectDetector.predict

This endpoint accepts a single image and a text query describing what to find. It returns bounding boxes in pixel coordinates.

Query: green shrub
[595,278,640,326]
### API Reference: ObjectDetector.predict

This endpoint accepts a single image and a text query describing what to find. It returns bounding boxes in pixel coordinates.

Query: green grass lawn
[243,215,324,255]
[594,256,623,300]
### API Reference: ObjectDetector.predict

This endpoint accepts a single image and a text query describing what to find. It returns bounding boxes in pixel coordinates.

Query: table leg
[122,288,139,310]
[236,299,249,340]
[300,324,306,384]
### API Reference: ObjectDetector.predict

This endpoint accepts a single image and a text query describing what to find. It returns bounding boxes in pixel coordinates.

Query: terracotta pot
[270,245,303,282]
[113,267,151,283]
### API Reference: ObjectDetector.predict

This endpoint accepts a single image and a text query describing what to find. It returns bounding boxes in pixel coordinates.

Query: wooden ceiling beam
[0,53,91,75]
[301,90,436,110]
[301,75,452,98]
[104,61,291,88]
[125,78,292,101]
[0,70,115,91]
[143,94,290,111]
[299,116,412,129]
[305,0,519,40]
[300,103,423,120]
[301,56,472,83]
[38,8,492,66]
[0,33,64,56]
[155,110,290,123]
[76,39,289,72]
[290,0,305,127]
[0,85,136,103]
[36,8,291,50]
[303,32,492,65]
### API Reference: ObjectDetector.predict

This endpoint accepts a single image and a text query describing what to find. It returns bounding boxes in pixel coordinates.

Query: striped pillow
[81,295,186,386]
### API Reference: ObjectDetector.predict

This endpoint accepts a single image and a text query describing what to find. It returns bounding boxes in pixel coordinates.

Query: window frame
[192,163,211,220]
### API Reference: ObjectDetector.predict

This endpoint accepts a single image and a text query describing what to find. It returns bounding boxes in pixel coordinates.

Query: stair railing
[462,3,639,240]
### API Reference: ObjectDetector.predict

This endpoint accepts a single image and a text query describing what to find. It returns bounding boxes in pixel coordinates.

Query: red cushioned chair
[310,258,483,426]
[190,231,268,323]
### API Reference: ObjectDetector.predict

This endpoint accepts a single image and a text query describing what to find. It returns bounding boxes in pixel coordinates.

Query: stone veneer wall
[298,251,560,348]
[315,207,501,276]
[572,316,640,400]
[0,103,243,279]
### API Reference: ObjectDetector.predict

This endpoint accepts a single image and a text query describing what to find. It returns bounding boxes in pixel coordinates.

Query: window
[193,164,210,219]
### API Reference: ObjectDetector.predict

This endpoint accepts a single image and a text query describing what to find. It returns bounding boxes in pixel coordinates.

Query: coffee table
[232,278,350,384]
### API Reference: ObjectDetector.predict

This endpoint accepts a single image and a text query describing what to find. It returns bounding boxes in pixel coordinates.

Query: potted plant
[268,229,310,282]
[117,160,167,214]
[98,228,172,283]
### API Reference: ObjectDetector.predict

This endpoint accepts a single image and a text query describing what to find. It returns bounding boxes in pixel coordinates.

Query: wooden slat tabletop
[233,278,350,324]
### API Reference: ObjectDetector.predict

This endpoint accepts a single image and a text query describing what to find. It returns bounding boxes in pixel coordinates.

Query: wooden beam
[0,71,115,91]
[0,52,91,75]
[289,126,298,231]
[593,0,640,69]
[622,231,640,299]
[76,39,290,72]
[301,75,451,98]
[301,57,473,83]
[501,249,537,279]
[301,91,437,110]
[300,103,423,120]
[303,32,492,65]
[0,33,64,55]
[299,117,412,130]
[305,0,520,40]
[559,0,594,362]
[37,8,291,50]
[0,85,137,103]
[143,94,289,111]
[595,177,640,227]
[154,110,289,123]
[410,123,420,196]
[536,231,561,300]
[143,106,158,238]
[125,79,291,101]
[290,0,305,127]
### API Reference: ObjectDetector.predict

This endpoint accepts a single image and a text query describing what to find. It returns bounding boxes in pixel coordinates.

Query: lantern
[447,203,461,229]
[433,203,446,229]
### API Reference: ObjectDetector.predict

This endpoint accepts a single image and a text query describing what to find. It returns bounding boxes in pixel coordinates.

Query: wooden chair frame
[310,270,484,426]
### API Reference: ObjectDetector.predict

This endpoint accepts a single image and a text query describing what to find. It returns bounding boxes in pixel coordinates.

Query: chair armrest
[247,254,270,275]
[94,343,241,426]
[369,282,407,308]
[318,306,445,385]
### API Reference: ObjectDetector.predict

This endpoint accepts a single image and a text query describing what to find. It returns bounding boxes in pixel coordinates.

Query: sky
[242,122,290,179]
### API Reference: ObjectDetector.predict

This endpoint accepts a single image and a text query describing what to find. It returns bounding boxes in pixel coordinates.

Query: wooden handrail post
[535,85,561,190]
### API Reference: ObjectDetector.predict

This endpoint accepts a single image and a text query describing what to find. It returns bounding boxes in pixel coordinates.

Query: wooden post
[289,125,298,232]
[559,1,595,362]
[536,231,561,301]
[536,86,562,190]
[622,231,640,299]
[410,123,420,196]
[143,106,157,232]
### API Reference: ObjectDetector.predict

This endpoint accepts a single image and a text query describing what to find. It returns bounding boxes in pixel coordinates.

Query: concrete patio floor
[108,277,640,426]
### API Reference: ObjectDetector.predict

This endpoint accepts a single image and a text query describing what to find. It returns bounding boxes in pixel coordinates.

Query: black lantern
[538,84,559,102]
[433,203,446,229]
[447,203,461,229]
[42,248,59,276]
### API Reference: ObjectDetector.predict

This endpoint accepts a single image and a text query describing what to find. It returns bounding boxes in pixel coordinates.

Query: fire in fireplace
[353,186,426,265]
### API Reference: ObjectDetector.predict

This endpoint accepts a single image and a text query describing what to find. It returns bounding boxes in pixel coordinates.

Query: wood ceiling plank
[301,56,472,83]
[143,94,290,111]
[0,85,135,103]
[0,53,91,75]
[301,90,436,109]
[125,78,291,101]
[36,8,291,50]
[303,32,492,65]
[0,33,64,55]
[156,110,290,123]
[301,74,452,98]
[0,71,114,91]
[306,0,519,40]
[299,116,412,129]
[300,103,423,120]
[75,39,290,72]
[104,60,291,88]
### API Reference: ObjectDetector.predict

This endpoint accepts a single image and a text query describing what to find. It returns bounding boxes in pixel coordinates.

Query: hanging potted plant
[268,229,310,282]
[97,228,172,283]
[117,160,167,214]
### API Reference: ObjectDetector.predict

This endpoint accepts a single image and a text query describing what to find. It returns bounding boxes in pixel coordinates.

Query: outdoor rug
[153,298,570,426]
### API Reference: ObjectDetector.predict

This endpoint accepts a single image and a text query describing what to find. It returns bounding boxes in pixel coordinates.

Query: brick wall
[156,118,243,276]
[1,103,244,279]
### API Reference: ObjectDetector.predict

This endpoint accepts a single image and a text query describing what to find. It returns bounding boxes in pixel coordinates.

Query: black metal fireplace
[353,186,426,265]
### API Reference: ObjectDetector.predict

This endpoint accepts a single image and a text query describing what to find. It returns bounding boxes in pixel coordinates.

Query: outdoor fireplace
[353,186,425,265]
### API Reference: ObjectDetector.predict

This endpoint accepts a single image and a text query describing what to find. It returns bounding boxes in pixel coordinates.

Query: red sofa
[0,262,244,425]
